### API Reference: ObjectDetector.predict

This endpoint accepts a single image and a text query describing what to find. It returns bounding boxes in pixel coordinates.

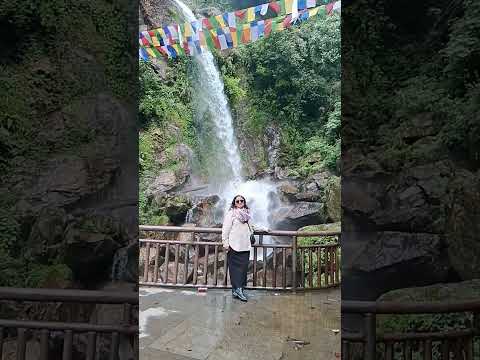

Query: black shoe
[232,288,247,302]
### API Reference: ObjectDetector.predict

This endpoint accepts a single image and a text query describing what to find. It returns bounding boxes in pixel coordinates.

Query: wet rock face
[64,214,130,283]
[187,195,221,227]
[445,170,480,280]
[272,202,326,230]
[343,130,480,298]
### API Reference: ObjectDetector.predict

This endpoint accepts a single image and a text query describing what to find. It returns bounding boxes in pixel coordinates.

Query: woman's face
[234,197,245,209]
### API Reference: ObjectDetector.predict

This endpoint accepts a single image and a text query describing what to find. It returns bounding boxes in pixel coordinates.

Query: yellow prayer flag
[173,44,182,54]
[309,7,320,17]
[285,0,293,14]
[152,36,160,47]
[184,23,193,37]
[146,47,156,58]
[215,15,226,27]
[247,7,255,22]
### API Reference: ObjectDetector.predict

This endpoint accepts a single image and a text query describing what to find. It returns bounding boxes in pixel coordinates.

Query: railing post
[364,313,376,360]
[292,236,297,292]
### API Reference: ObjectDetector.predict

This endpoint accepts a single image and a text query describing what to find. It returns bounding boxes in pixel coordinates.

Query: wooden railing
[139,225,341,291]
[0,287,138,360]
[342,300,480,360]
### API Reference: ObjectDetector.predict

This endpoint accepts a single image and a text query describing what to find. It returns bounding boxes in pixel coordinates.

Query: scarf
[233,208,251,223]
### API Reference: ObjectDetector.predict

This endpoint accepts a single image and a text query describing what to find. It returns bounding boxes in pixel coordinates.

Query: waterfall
[171,0,280,237]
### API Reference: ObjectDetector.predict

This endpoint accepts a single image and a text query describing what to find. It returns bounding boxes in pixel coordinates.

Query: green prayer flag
[280,0,286,15]
[209,15,221,29]
[204,30,215,51]
[317,5,327,18]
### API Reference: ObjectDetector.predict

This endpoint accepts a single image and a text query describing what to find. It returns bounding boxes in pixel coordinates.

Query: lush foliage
[219,13,341,175]
[344,0,480,170]
[139,59,197,224]
[0,0,135,287]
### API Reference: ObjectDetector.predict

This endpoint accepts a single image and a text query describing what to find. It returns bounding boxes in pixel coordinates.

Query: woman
[222,195,267,302]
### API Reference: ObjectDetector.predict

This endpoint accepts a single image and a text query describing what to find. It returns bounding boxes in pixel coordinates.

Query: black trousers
[227,249,250,289]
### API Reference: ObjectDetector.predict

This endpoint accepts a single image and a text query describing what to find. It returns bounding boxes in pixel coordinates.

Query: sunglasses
[235,199,245,204]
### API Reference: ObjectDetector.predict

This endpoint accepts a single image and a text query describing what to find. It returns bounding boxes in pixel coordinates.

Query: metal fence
[342,300,480,360]
[0,287,138,360]
[139,225,341,291]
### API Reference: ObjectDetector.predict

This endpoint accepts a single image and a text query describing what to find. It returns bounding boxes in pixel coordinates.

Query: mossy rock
[325,176,341,222]
[377,280,480,335]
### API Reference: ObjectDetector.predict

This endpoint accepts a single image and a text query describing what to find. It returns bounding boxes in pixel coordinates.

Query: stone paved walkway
[140,287,340,360]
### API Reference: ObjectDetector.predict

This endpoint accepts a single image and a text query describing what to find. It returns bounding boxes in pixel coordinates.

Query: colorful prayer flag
[241,24,250,44]
[247,7,255,22]
[264,19,273,36]
[139,47,149,61]
[285,0,293,14]
[326,2,334,14]
[258,20,265,37]
[333,1,341,12]
[215,15,226,28]
[260,3,269,15]
[269,1,281,14]
[202,18,213,30]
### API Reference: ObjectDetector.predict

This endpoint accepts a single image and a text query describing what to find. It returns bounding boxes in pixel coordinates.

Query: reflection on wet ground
[140,287,340,360]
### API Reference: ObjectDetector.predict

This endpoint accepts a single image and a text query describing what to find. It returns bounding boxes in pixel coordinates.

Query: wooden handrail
[342,300,480,314]
[0,287,138,304]
[139,225,340,237]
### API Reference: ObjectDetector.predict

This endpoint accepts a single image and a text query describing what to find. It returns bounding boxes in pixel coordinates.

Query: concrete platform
[140,287,340,360]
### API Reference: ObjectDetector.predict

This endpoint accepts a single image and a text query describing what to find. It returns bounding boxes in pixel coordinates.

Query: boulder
[295,191,322,202]
[325,176,341,222]
[445,169,480,280]
[370,161,453,233]
[26,207,67,261]
[277,181,300,202]
[64,214,129,283]
[341,231,452,301]
[378,279,480,302]
[272,202,326,230]
[186,195,221,227]
[150,170,182,193]
[163,195,192,224]
[377,280,480,335]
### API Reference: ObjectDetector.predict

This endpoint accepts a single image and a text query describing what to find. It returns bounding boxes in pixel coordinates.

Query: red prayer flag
[282,15,292,28]
[326,2,334,14]
[235,9,247,19]
[183,41,190,55]
[264,19,272,36]
[141,37,150,46]
[269,1,281,14]
[202,18,213,30]
[211,30,221,49]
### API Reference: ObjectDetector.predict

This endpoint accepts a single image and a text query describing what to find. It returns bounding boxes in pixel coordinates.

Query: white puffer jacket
[221,209,261,252]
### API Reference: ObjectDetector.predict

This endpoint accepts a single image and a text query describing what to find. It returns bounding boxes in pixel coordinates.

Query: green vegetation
[218,13,341,175]
[139,59,197,224]
[0,0,134,287]
[345,0,480,170]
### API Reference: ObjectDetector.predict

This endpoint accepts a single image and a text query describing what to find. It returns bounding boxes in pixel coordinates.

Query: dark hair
[230,195,249,209]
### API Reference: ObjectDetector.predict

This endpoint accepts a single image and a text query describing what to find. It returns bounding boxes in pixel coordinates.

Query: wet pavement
[140,287,340,360]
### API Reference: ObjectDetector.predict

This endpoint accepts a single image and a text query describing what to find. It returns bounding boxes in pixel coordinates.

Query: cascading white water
[172,0,280,234]
[172,0,242,181]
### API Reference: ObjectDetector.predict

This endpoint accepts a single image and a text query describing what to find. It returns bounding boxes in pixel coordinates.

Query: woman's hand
[223,245,229,252]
